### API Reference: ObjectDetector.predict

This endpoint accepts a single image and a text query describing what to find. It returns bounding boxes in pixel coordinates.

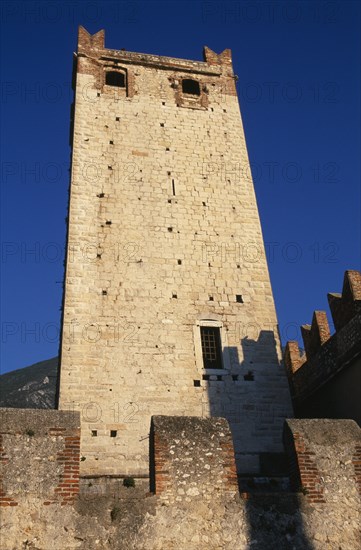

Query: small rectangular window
[182,79,200,96]
[200,326,223,369]
[106,71,125,88]
[110,430,117,437]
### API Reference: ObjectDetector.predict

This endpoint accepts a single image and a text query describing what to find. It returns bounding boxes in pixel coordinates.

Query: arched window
[105,71,125,88]
[182,79,200,96]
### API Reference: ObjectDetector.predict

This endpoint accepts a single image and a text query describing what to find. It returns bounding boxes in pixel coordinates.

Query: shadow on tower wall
[205,329,314,548]
[206,330,291,476]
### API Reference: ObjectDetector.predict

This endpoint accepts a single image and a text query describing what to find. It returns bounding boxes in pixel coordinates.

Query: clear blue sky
[1,1,360,374]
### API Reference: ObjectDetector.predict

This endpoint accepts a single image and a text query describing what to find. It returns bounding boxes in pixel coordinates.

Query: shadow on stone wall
[240,330,280,368]
[205,330,315,548]
[206,330,291,476]
[244,494,315,549]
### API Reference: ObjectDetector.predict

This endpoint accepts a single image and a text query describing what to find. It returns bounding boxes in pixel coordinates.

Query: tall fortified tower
[58,27,293,476]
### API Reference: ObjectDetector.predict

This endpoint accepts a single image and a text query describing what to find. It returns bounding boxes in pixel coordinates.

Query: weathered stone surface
[0,409,80,508]
[1,412,360,549]
[58,26,293,477]
[284,419,361,548]
[150,415,238,501]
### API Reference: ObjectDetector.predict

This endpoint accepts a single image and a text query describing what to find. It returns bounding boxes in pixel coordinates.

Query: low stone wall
[283,419,361,546]
[150,415,238,501]
[0,408,80,507]
[1,411,360,549]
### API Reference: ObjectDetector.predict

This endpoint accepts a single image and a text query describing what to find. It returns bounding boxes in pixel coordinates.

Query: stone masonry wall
[284,419,361,546]
[150,415,238,501]
[0,408,80,508]
[1,412,360,549]
[58,26,293,476]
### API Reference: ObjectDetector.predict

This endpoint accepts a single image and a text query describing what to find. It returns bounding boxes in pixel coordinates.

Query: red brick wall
[288,431,325,503]
[46,427,80,505]
[352,444,361,496]
[0,434,18,507]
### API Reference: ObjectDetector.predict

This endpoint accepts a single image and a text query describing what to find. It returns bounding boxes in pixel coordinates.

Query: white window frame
[193,318,231,374]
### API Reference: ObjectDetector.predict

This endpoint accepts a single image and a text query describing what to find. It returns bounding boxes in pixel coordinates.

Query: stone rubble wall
[1,411,360,549]
[284,419,361,547]
[150,416,238,500]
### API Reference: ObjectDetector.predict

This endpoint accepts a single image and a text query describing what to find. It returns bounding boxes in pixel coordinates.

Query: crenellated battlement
[284,270,361,423]
[328,269,361,331]
[300,310,331,359]
[77,26,233,77]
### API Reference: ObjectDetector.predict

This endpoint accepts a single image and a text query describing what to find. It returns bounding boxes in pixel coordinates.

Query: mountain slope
[0,357,58,409]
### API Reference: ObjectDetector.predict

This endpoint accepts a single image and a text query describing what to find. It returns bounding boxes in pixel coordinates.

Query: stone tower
[58,27,293,476]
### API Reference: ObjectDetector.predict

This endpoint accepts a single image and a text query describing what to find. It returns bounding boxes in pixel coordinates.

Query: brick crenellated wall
[284,270,361,423]
[1,413,361,549]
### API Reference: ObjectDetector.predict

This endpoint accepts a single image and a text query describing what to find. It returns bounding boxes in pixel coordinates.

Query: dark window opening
[200,326,223,369]
[110,430,117,437]
[91,430,97,437]
[182,79,201,96]
[106,71,125,88]
[177,259,182,265]
[236,294,244,303]
[202,374,210,381]
[193,380,201,387]
[244,371,254,381]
